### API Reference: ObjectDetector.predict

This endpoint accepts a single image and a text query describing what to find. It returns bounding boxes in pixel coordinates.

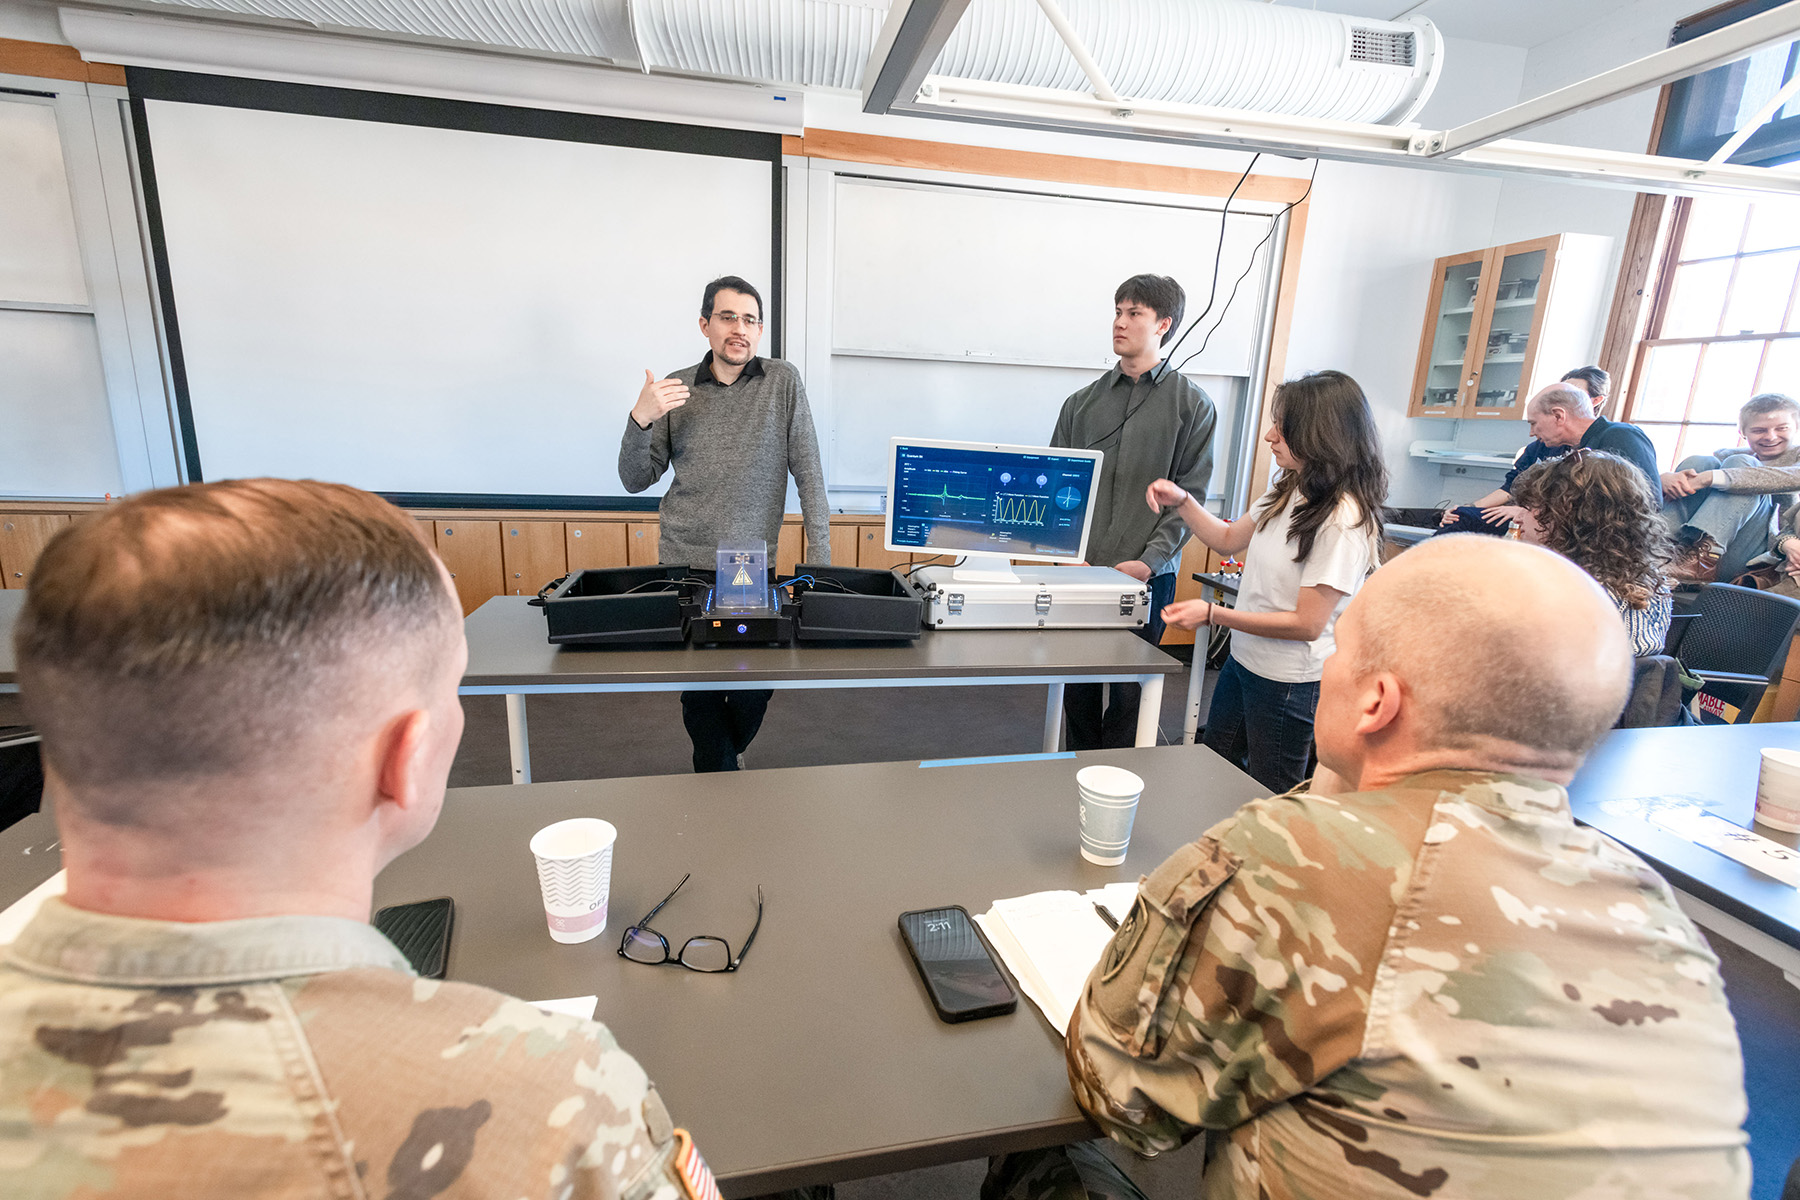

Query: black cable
[1149,152,1261,388]
[1174,160,1320,376]
[1081,152,1259,453]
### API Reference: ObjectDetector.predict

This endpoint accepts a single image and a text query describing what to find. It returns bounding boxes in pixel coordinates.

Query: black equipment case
[539,566,700,645]
[789,564,924,641]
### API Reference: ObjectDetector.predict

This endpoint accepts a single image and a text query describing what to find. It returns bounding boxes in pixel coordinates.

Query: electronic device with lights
[887,438,1151,630]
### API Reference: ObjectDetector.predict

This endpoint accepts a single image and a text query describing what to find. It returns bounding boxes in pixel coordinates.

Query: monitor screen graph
[886,439,1102,565]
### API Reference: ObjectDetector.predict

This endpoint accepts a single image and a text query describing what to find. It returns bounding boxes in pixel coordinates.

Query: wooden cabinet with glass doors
[1409,233,1614,419]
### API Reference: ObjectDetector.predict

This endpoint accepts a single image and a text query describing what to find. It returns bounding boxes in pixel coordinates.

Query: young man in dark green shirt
[1050,275,1217,749]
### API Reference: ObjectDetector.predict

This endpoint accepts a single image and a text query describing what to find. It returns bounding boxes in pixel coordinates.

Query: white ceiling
[1284,0,1642,50]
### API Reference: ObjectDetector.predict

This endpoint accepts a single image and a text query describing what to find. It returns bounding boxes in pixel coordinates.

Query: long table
[1567,721,1800,986]
[462,597,1184,783]
[374,744,1261,1194]
[10,725,1798,1188]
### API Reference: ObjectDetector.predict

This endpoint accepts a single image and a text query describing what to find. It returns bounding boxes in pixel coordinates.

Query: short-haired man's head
[701,275,763,322]
[15,480,459,801]
[1346,537,1630,762]
[1114,274,1185,346]
[1561,365,1611,400]
[1528,382,1595,421]
[1741,391,1799,429]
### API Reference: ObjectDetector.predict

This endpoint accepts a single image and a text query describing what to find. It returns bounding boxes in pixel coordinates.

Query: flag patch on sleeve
[673,1129,719,1200]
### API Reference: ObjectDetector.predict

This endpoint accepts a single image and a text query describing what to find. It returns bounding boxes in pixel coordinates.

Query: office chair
[1663,583,1800,724]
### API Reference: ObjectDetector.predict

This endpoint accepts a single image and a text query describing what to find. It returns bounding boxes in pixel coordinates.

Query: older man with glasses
[619,275,832,773]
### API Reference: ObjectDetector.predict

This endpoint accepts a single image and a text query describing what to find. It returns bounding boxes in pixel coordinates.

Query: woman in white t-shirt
[1147,370,1387,792]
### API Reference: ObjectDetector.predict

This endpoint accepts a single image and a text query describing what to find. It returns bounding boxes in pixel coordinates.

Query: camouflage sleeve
[1067,796,1392,1155]
[292,973,707,1200]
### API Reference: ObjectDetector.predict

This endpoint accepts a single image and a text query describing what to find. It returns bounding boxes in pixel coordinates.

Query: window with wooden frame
[1623,194,1800,468]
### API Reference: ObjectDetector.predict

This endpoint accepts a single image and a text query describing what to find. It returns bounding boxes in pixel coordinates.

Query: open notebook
[974,881,1137,1036]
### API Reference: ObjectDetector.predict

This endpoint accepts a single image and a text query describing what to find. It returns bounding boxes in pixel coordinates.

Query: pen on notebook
[1093,902,1118,931]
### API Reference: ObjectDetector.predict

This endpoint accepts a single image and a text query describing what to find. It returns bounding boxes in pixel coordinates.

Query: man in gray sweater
[619,275,831,771]
[1661,392,1800,582]
[1051,275,1216,749]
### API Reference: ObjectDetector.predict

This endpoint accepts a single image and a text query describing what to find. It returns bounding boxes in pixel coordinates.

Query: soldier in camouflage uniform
[1,480,717,1200]
[1011,535,1750,1200]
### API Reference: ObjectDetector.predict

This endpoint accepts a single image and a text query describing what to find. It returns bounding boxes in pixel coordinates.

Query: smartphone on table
[898,906,1018,1023]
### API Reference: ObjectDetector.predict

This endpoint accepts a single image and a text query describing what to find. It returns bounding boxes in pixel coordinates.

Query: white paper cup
[529,818,617,944]
[1077,766,1144,866]
[1756,748,1800,833]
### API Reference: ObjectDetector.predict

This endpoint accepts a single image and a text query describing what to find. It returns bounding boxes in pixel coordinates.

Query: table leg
[1184,647,1205,744]
[505,693,532,785]
[1043,684,1064,753]
[1135,675,1164,748]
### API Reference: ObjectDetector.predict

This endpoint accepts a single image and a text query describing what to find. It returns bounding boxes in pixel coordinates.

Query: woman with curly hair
[1511,448,1674,655]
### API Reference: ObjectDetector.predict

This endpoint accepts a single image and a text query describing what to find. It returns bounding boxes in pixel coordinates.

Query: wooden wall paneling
[566,522,628,571]
[627,522,660,566]
[1770,641,1800,723]
[828,522,860,567]
[434,520,503,615]
[857,525,912,570]
[502,520,568,596]
[0,514,72,589]
[412,519,437,549]
[777,521,803,576]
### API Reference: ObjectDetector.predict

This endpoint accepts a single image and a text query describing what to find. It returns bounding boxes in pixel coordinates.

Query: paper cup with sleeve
[1755,748,1800,833]
[529,818,618,944]
[1076,766,1145,866]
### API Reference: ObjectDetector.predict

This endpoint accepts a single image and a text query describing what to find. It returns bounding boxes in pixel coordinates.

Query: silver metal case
[909,565,1151,630]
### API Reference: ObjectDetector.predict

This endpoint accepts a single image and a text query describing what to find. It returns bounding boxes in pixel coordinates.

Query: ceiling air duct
[75,0,1441,125]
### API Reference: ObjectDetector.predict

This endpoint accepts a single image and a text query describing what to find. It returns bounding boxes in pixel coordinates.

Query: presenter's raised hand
[632,369,690,428]
[1145,478,1189,512]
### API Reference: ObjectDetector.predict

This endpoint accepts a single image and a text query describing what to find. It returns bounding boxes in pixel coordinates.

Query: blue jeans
[1662,453,1777,583]
[1201,654,1319,793]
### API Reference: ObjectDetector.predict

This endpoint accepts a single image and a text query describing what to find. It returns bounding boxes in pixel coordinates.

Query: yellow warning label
[731,565,753,587]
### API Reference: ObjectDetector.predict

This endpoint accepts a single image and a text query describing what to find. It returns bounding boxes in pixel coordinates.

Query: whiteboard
[143,99,774,499]
[831,177,1277,376]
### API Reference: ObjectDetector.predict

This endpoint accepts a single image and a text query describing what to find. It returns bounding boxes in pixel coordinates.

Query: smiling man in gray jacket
[619,275,831,772]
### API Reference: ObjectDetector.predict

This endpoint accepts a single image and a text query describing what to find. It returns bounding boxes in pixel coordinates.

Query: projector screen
[135,74,780,503]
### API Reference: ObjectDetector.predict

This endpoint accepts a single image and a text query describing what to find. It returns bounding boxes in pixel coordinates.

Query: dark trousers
[1064,572,1178,750]
[1201,654,1319,793]
[680,690,773,773]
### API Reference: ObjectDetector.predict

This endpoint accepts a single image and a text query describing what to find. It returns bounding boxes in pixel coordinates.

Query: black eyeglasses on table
[619,873,763,973]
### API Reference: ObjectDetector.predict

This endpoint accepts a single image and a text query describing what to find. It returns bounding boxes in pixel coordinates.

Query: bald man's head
[1316,537,1631,781]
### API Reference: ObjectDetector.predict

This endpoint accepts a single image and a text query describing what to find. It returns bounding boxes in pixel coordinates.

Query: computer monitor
[886,438,1103,583]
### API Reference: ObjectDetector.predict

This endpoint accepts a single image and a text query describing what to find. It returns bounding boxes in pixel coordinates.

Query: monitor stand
[948,553,1023,585]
